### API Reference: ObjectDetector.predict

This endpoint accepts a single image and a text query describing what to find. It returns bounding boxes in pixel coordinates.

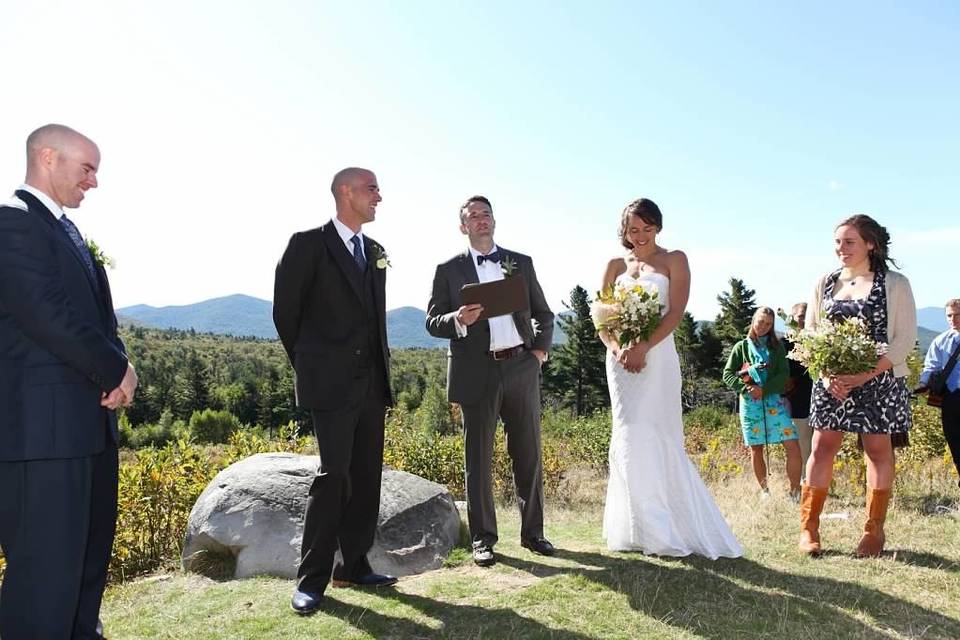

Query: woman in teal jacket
[723,307,803,499]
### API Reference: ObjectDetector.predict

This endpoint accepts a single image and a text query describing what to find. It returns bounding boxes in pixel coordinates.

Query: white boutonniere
[531,318,541,337]
[501,255,517,277]
[85,237,115,269]
[372,244,391,269]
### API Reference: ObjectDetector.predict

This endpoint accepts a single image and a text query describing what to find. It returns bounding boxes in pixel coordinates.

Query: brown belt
[489,345,525,361]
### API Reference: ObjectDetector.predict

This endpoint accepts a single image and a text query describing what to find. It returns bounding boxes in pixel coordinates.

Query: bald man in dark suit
[0,124,138,639]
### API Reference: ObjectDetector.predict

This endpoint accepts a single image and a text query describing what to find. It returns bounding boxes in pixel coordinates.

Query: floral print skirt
[809,370,911,436]
[739,394,798,446]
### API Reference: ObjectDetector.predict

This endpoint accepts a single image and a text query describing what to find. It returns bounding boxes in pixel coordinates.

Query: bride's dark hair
[620,198,663,249]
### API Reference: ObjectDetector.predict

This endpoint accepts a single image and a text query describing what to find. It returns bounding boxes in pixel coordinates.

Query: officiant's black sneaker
[521,537,556,556]
[473,544,496,566]
[331,573,398,588]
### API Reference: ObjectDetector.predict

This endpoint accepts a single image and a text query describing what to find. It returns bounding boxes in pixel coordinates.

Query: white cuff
[454,316,468,338]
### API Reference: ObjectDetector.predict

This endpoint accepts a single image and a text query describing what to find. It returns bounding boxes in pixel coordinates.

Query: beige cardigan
[805,270,917,378]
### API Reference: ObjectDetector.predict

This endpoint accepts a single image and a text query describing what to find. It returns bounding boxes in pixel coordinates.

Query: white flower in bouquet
[590,280,662,347]
[786,315,885,380]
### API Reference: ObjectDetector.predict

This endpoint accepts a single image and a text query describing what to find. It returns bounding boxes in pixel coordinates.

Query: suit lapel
[457,250,480,287]
[365,236,387,328]
[321,222,363,302]
[15,190,102,302]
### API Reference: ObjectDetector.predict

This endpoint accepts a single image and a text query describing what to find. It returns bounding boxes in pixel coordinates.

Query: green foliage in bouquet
[591,281,661,347]
[786,316,880,380]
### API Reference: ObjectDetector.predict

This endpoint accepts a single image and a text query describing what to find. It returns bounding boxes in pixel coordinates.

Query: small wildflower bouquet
[785,316,887,380]
[590,280,662,346]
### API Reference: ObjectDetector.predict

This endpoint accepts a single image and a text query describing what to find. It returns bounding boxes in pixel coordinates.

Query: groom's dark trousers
[0,190,127,639]
[273,222,393,594]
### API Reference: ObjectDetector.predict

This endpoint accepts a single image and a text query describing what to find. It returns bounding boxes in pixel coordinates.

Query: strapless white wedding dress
[603,272,742,558]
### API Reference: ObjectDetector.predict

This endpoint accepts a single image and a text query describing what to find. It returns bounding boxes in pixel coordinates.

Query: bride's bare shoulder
[605,256,628,275]
[602,256,628,286]
[663,249,689,269]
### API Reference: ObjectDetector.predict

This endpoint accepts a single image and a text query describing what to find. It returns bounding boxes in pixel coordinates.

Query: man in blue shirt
[920,299,960,488]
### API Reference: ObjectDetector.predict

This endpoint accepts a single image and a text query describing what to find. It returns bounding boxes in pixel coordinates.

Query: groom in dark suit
[426,195,555,566]
[273,167,396,615]
[0,124,138,639]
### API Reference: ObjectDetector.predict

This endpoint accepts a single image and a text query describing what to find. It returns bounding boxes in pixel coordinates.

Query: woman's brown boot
[798,484,828,556]
[855,488,891,558]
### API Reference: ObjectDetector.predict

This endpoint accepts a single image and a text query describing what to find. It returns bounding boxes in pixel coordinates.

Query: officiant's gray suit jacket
[425,247,554,404]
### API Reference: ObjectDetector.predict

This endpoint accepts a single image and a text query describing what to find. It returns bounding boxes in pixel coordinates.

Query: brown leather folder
[460,276,529,320]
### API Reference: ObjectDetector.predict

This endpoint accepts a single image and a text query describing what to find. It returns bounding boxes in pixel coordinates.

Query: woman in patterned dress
[798,215,917,557]
[723,307,802,499]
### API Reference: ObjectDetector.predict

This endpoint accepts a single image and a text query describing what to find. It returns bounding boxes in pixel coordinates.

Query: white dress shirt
[332,216,365,261]
[458,244,524,351]
[6,183,66,219]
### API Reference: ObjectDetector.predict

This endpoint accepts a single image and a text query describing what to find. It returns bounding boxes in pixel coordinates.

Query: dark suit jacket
[425,247,554,405]
[273,221,393,411]
[0,192,127,461]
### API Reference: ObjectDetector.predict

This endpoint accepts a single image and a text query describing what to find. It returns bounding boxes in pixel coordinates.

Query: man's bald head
[331,167,374,199]
[27,124,96,162]
[331,167,380,229]
[24,124,100,209]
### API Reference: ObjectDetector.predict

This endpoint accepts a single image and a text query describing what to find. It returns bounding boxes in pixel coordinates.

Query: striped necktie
[350,235,367,271]
[60,215,98,281]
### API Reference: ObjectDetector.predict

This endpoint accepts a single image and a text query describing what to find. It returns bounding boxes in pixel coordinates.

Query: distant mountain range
[116,295,943,350]
[117,295,447,348]
[916,306,948,333]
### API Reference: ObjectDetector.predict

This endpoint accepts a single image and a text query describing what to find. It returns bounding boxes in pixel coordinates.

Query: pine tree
[543,285,609,416]
[674,311,699,370]
[714,277,758,354]
[693,323,725,378]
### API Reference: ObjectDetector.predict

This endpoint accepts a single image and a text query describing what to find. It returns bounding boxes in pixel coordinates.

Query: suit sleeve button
[355,349,362,356]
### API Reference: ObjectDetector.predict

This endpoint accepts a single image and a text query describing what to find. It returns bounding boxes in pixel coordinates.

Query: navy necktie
[476,250,500,266]
[350,235,367,271]
[60,215,98,281]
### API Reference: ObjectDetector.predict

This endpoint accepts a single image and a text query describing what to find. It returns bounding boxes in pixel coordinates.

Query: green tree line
[119,276,762,442]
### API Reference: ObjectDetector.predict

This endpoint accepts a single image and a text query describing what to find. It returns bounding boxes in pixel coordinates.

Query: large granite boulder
[182,453,461,579]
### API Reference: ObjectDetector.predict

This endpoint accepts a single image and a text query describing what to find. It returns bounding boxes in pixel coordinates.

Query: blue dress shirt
[921,330,960,393]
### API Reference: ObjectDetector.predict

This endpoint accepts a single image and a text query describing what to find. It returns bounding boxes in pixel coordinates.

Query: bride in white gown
[600,199,741,559]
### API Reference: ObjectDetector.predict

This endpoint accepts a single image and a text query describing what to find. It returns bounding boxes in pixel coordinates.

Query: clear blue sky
[2,1,957,319]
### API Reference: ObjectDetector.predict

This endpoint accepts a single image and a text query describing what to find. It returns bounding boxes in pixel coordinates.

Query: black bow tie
[476,251,500,265]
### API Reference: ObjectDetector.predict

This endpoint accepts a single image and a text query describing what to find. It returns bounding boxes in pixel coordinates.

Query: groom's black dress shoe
[331,573,398,588]
[473,544,496,567]
[291,589,324,615]
[521,537,556,556]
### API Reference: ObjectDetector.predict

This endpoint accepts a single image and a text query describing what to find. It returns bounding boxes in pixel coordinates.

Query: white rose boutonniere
[372,244,391,269]
[85,238,115,269]
[531,318,541,337]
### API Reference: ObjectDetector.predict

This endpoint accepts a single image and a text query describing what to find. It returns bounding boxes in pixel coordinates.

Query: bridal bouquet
[785,316,886,380]
[590,281,662,346]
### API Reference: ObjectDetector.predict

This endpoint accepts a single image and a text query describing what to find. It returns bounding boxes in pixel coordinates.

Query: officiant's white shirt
[455,244,524,351]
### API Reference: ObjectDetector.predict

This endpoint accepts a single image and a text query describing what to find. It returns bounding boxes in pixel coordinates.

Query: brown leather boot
[798,484,828,556]
[855,488,891,558]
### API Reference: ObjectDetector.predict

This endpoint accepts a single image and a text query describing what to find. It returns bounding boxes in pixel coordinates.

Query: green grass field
[102,472,960,639]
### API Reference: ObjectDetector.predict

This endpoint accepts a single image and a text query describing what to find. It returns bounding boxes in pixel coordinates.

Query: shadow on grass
[887,548,960,573]
[896,493,959,516]
[492,548,960,639]
[322,588,594,640]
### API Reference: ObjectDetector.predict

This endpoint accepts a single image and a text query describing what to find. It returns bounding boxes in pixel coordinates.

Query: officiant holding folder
[426,195,555,567]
